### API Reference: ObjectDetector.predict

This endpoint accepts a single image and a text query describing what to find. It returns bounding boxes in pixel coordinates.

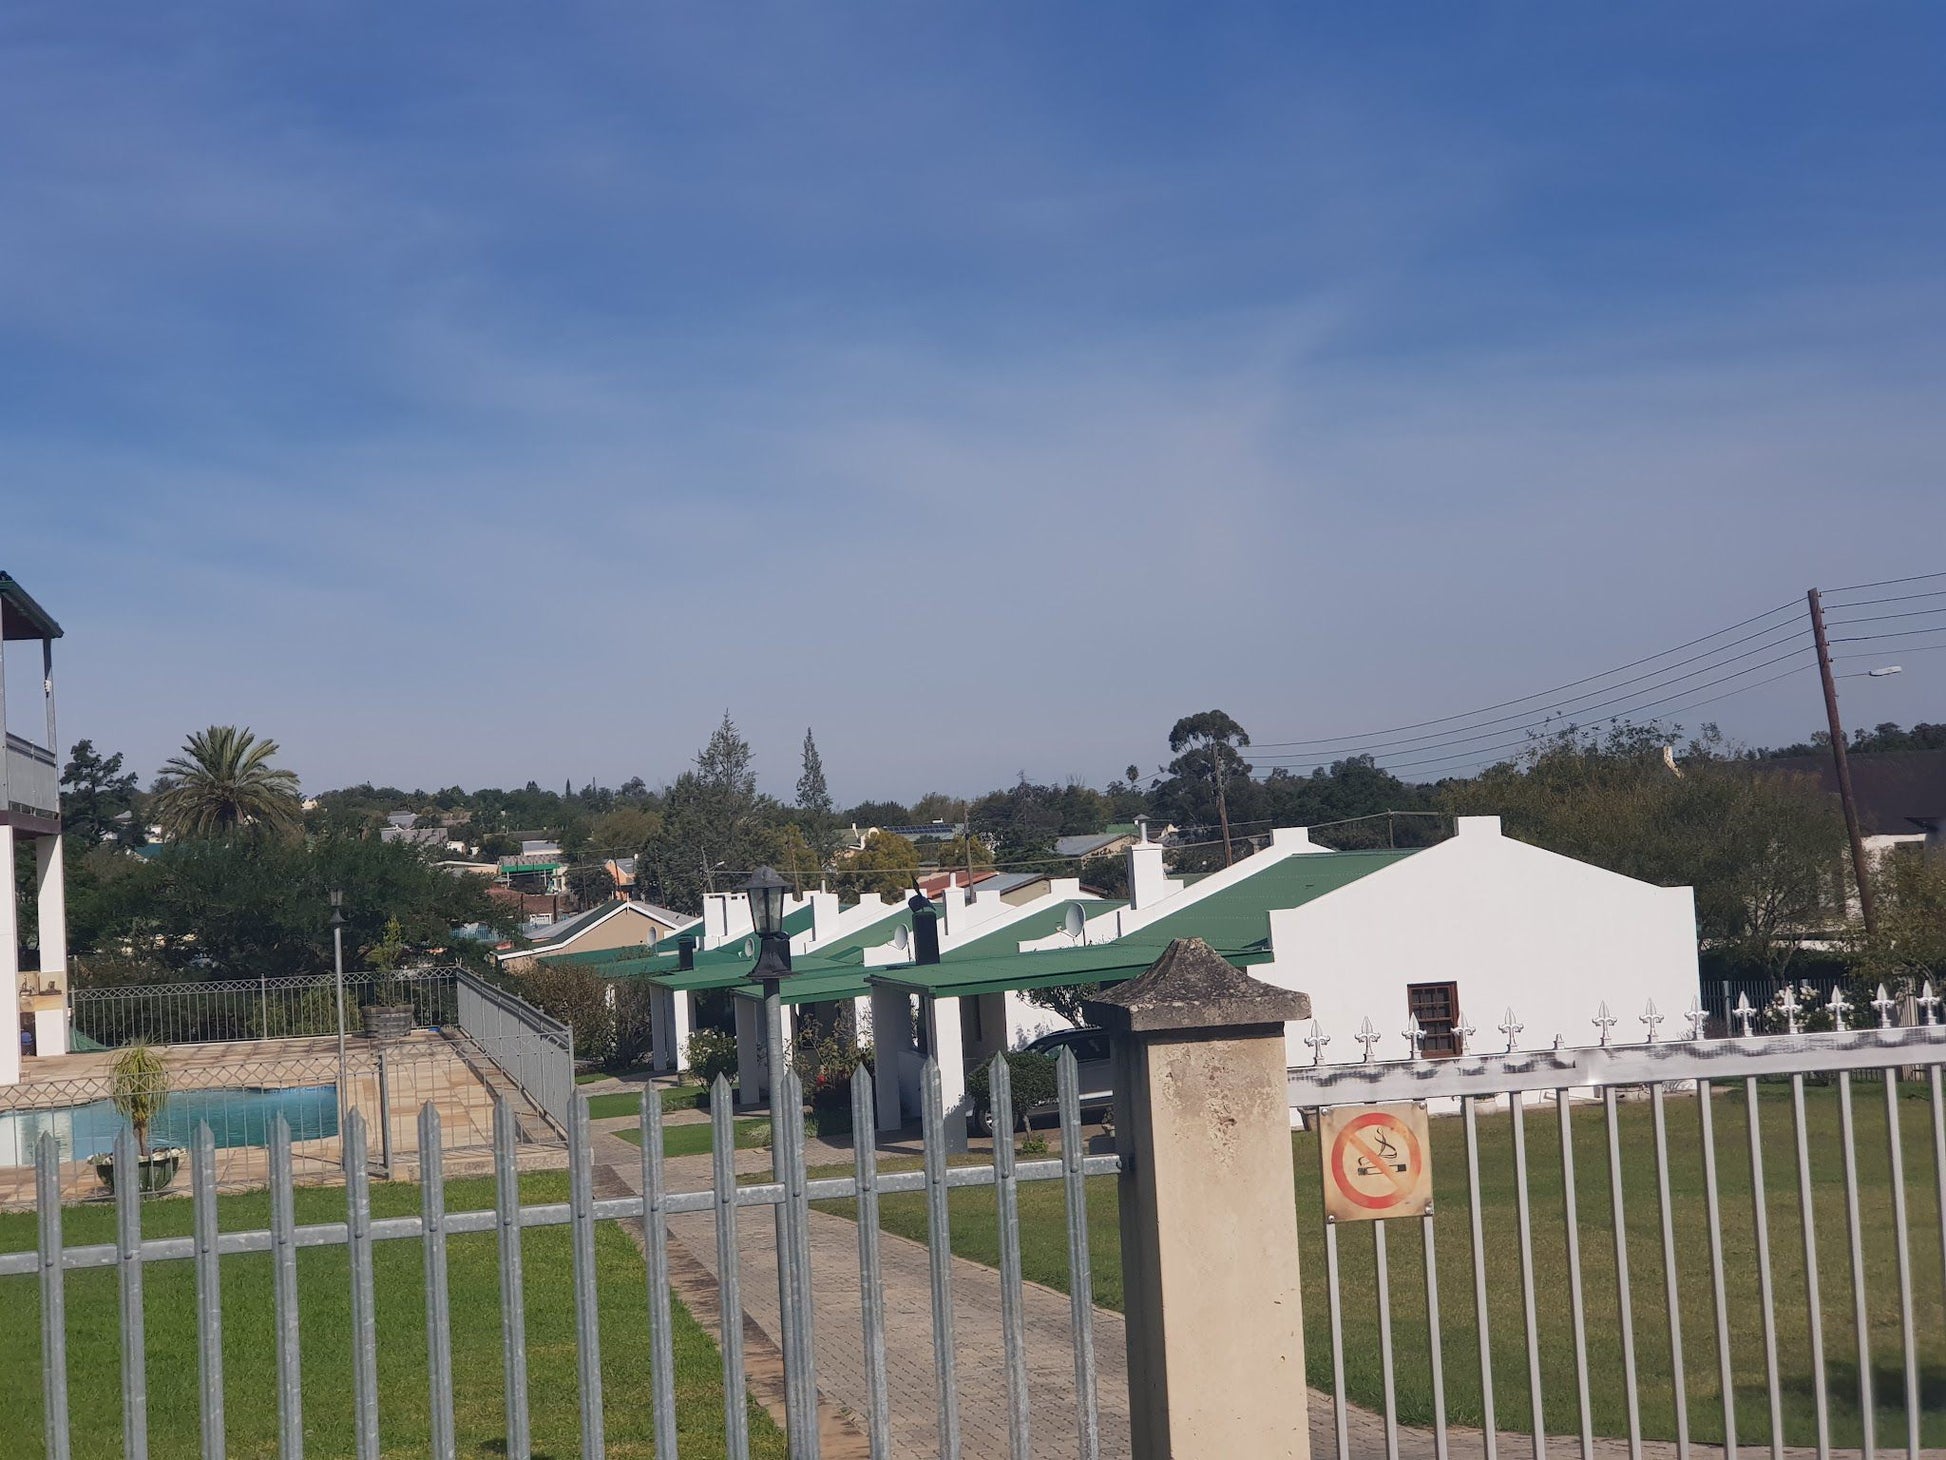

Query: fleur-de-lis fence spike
[1871,982,1898,1029]
[1404,1014,1425,1059]
[1499,1008,1523,1053]
[1826,986,1850,1032]
[1457,1017,1477,1056]
[1779,984,1801,1035]
[1592,1001,1618,1047]
[1355,1017,1381,1063]
[1920,981,1941,1027]
[1640,999,1664,1043]
[1732,991,1756,1038]
[1685,1000,1708,1040]
[1303,1020,1331,1067]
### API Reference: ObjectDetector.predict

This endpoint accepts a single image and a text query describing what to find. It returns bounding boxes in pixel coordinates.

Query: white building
[2,571,69,1086]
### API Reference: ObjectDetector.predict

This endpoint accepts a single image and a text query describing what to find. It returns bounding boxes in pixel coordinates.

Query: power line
[1825,569,1946,593]
[1819,587,1946,610]
[1821,605,1946,629]
[1247,598,1801,750]
[1250,629,1813,769]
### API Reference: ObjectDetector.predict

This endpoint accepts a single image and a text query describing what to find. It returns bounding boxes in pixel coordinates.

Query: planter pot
[360,1004,413,1040]
[91,1147,186,1195]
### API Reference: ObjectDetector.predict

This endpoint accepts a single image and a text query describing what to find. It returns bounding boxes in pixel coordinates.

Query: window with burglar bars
[1406,979,1461,1057]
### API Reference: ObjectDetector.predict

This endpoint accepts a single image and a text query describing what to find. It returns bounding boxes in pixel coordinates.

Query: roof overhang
[0,573,63,641]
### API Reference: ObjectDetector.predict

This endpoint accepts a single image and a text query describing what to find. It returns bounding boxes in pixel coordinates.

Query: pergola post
[926,993,968,1152]
[869,985,911,1131]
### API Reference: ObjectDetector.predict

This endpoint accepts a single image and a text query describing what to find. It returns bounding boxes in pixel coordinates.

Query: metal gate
[1288,989,1946,1460]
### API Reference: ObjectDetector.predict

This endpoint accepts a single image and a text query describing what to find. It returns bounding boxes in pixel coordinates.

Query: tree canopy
[152,726,302,841]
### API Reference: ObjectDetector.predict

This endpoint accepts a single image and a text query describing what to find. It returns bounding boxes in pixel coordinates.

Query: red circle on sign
[1329,1112,1424,1211]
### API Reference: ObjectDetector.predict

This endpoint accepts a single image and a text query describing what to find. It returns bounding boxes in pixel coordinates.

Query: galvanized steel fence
[6,1049,1116,1460]
[1289,987,1946,1460]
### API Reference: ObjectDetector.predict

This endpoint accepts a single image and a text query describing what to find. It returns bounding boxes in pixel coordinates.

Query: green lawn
[614,1119,770,1158]
[583,1086,710,1121]
[1,1172,784,1460]
[820,1078,1946,1449]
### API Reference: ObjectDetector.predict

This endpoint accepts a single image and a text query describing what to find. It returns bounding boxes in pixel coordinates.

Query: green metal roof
[869,941,1271,1000]
[646,951,859,994]
[1127,849,1415,950]
[940,898,1125,962]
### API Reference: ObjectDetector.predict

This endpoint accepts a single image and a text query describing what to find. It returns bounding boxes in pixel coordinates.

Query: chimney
[908,892,941,965]
[676,934,696,971]
[1127,817,1172,910]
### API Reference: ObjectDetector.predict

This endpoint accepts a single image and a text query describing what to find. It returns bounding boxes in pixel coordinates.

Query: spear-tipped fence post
[1303,1021,1329,1067]
[1499,1008,1523,1054]
[1640,1000,1663,1043]
[1592,1002,1617,1047]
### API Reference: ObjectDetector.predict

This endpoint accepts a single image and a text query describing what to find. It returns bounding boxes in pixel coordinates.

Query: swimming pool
[0,1084,339,1165]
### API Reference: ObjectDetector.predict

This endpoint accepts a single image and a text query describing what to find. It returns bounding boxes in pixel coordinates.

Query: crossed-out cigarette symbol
[1330,1112,1422,1212]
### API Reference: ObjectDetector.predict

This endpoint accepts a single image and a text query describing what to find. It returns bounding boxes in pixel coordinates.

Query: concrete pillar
[734,994,764,1109]
[869,986,912,1132]
[0,824,19,1086]
[928,994,968,1152]
[1085,937,1311,1460]
[34,833,65,981]
[671,990,695,1073]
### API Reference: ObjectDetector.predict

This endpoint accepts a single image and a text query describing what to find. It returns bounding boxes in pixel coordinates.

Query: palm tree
[153,725,302,840]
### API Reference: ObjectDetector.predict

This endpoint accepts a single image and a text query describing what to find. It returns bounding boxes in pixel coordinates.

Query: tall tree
[1167,710,1252,866]
[796,727,836,865]
[638,713,780,913]
[61,739,142,849]
[796,728,832,819]
[151,726,302,841]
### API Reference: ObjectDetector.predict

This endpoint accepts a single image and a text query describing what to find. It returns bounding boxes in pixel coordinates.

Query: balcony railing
[4,731,59,821]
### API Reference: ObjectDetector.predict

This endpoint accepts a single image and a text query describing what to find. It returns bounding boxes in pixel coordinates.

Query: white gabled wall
[1256,816,1699,1069]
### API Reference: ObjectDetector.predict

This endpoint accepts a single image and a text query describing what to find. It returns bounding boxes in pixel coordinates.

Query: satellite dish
[742,937,756,958]
[893,925,911,952]
[1063,903,1086,942]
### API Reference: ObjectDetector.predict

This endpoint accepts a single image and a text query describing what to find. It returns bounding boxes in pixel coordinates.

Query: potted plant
[359,915,415,1040]
[93,1041,184,1195]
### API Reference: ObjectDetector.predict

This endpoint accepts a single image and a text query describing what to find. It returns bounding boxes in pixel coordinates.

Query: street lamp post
[741,865,818,1456]
[743,865,794,1088]
[330,889,349,1142]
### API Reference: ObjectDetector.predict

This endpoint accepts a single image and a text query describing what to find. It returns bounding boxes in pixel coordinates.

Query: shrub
[966,1051,1058,1124]
[686,1028,739,1088]
[520,964,615,1066]
[608,979,656,1071]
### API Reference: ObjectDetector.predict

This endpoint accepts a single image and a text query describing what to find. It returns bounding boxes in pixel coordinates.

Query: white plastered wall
[1256,816,1699,1071]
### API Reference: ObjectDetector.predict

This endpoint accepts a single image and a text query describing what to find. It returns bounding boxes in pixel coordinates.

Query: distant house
[499,839,566,894]
[496,898,694,974]
[1760,750,1946,861]
[1055,831,1137,860]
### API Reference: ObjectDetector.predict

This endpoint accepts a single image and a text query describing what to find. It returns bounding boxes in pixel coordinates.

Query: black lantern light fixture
[742,866,793,982]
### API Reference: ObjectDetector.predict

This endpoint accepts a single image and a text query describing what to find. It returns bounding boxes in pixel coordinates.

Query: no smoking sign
[1318,1103,1434,1222]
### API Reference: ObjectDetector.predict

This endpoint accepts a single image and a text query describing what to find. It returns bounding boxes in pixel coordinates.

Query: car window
[1075,1034,1111,1063]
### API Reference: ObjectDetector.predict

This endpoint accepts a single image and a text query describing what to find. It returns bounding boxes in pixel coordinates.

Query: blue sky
[4,5,1943,800]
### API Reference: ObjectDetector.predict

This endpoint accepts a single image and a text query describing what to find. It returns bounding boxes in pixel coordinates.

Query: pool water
[0,1084,339,1165]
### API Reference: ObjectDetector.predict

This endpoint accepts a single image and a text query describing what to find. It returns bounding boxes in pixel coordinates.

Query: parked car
[970,1026,1114,1135]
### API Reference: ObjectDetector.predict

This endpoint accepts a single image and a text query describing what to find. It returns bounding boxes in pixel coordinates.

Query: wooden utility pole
[1808,588,1877,936]
[962,800,975,892]
[1213,759,1234,867]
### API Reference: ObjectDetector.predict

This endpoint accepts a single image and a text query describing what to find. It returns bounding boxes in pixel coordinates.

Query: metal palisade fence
[1289,986,1946,1460]
[5,1049,1117,1460]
